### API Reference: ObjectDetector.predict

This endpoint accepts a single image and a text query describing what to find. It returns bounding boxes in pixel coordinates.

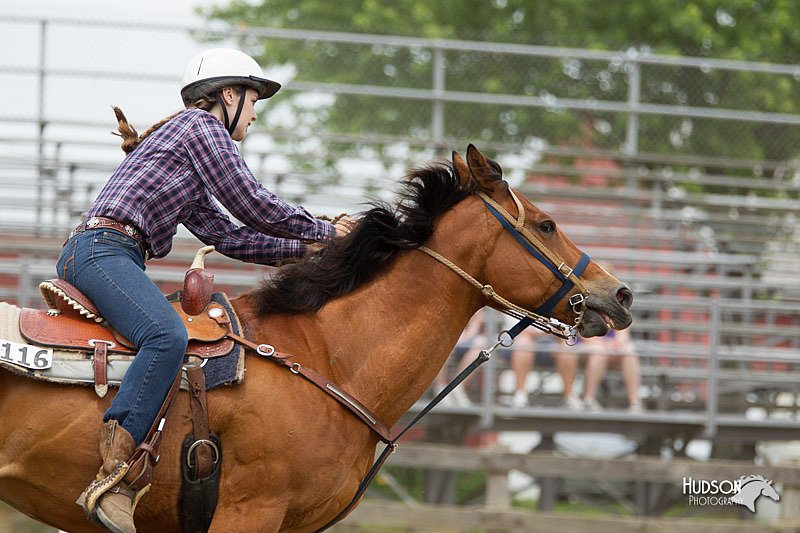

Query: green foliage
[202,0,800,161]
[206,0,800,57]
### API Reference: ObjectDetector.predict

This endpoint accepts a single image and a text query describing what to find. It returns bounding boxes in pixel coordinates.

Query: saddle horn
[191,246,216,270]
[182,246,216,316]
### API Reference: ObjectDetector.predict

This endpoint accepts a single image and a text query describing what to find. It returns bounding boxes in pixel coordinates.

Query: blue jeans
[57,228,188,445]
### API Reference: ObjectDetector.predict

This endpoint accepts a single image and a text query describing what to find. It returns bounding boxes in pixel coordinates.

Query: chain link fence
[1,16,800,230]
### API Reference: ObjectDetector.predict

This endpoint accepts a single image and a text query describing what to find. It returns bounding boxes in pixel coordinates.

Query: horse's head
[734,475,780,512]
[740,475,781,502]
[445,144,633,339]
[249,144,632,342]
[761,481,780,502]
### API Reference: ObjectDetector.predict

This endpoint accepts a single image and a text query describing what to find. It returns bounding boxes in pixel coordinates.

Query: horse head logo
[730,475,780,512]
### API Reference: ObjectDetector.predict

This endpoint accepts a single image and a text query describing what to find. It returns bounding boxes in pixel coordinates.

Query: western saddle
[20,246,232,397]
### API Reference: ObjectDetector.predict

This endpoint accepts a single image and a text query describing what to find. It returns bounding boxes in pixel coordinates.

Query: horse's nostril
[616,286,633,309]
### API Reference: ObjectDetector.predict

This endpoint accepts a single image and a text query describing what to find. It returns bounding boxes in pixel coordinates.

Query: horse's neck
[317,249,482,425]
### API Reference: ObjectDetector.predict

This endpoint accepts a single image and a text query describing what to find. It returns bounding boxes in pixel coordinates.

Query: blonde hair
[112,97,215,155]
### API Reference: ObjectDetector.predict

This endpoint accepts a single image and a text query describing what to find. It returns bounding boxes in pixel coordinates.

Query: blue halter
[480,195,590,342]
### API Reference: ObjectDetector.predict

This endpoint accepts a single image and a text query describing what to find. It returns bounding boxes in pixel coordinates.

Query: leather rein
[223,188,592,531]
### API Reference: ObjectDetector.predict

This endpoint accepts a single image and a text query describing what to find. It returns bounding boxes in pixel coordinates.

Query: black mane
[248,162,472,315]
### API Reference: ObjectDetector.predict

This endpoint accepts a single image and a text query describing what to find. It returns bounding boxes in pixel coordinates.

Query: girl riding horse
[59,48,352,532]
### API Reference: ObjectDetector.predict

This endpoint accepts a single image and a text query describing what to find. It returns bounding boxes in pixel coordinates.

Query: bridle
[418,188,591,344]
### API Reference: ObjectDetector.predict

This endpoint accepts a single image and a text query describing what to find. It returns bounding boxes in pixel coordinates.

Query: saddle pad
[201,293,245,389]
[0,294,245,391]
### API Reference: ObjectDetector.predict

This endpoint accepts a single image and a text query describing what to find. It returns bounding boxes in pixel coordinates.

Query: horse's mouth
[578,304,632,338]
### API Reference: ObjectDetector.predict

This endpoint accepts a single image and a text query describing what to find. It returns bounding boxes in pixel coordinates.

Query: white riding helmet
[180,48,281,106]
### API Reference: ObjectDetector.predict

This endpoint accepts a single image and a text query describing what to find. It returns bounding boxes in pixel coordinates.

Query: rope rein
[417,245,565,330]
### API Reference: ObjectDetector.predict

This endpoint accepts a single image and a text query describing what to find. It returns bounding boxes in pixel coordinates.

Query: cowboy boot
[76,420,137,533]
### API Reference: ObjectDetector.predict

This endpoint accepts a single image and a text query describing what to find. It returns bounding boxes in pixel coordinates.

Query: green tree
[202,0,800,162]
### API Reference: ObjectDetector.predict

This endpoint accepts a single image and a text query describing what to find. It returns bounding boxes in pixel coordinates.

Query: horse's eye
[539,220,556,234]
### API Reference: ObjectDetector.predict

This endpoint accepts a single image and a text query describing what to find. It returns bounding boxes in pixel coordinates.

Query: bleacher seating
[501,155,800,421]
[1,147,799,446]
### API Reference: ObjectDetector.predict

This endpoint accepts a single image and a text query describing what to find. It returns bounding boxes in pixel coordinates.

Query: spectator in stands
[505,317,548,409]
[554,261,641,412]
[435,311,554,409]
[433,309,486,407]
[581,326,642,412]
[58,48,353,533]
[554,348,583,410]
[509,327,538,408]
[554,327,642,412]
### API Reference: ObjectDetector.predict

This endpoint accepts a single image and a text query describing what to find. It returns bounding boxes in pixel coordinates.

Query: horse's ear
[452,151,472,188]
[466,144,508,198]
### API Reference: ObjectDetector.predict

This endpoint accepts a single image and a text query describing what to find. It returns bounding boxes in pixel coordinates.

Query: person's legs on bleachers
[583,353,609,411]
[555,350,583,409]
[510,348,534,408]
[621,354,643,412]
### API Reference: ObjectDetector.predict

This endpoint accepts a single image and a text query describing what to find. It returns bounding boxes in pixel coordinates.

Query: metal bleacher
[404,151,800,462]
[3,134,800,468]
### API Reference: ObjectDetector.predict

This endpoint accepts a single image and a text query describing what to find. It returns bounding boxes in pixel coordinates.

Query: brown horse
[0,145,632,532]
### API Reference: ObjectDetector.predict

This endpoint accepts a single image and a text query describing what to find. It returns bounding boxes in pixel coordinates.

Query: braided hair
[112,96,215,155]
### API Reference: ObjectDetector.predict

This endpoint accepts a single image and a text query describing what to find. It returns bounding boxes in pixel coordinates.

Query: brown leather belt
[69,216,150,260]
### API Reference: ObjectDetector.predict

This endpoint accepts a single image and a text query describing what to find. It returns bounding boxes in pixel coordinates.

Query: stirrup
[77,460,130,519]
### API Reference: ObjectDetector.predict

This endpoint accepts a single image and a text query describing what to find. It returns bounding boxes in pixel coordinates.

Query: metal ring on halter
[88,339,116,349]
[182,355,208,370]
[290,362,301,374]
[565,330,578,346]
[257,344,275,356]
[186,438,220,468]
[497,330,514,347]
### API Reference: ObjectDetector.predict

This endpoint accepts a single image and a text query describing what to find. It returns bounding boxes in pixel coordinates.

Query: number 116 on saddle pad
[0,338,53,370]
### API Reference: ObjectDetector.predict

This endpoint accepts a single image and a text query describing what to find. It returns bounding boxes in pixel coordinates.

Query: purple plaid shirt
[87,108,335,264]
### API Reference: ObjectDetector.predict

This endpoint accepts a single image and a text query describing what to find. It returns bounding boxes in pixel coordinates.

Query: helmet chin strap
[214,86,248,136]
